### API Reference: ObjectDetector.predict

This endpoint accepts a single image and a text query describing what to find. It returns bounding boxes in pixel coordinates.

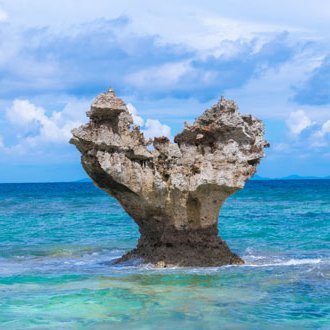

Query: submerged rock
[70,89,268,267]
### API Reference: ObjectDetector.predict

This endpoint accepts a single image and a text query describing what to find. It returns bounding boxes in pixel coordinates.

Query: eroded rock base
[116,228,244,267]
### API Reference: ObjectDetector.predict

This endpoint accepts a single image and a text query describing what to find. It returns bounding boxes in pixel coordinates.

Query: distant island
[251,175,330,180]
[76,178,93,183]
[77,175,330,183]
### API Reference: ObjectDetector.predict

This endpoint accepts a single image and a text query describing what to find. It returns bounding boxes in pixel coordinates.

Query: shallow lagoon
[0,181,329,329]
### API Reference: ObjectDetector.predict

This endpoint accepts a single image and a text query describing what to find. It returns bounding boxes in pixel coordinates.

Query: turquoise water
[0,180,329,329]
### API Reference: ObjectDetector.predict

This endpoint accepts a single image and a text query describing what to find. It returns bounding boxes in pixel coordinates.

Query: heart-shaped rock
[71,89,268,267]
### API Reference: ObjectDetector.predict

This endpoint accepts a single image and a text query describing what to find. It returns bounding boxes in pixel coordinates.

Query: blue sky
[0,0,329,182]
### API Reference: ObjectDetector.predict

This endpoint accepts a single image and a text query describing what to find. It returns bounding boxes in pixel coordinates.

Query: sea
[0,180,329,329]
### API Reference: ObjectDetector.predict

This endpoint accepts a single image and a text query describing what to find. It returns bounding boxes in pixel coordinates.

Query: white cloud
[320,120,330,135]
[126,61,190,89]
[3,98,89,152]
[279,110,330,150]
[143,119,171,139]
[310,119,330,147]
[0,1,302,52]
[285,110,313,135]
[127,103,171,139]
[0,0,329,179]
[6,99,45,126]
[127,103,144,126]
[2,98,171,154]
[273,142,291,152]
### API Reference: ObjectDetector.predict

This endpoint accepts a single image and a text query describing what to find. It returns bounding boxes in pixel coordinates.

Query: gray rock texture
[70,89,268,267]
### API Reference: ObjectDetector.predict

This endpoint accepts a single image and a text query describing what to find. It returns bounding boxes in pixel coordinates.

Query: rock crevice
[71,89,268,267]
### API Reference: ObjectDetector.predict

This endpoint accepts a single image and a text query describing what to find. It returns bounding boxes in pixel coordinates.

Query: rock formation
[70,89,268,267]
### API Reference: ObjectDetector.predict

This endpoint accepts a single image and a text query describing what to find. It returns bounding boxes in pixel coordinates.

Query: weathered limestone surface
[70,89,268,267]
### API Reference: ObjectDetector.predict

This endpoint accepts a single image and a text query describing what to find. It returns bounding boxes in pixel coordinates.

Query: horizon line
[0,176,329,184]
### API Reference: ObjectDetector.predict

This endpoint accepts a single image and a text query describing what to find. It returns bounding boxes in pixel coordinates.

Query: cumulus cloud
[0,15,302,103]
[268,111,330,177]
[7,100,45,128]
[0,17,193,99]
[126,61,190,90]
[310,119,330,147]
[0,1,329,180]
[283,110,330,149]
[2,98,89,153]
[1,98,171,156]
[285,110,313,135]
[294,56,330,106]
[125,32,298,101]
[143,119,171,139]
[127,103,144,127]
[321,120,330,135]
[127,103,171,139]
[273,142,291,153]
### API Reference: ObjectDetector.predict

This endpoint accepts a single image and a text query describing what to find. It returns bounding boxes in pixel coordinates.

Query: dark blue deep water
[0,180,329,329]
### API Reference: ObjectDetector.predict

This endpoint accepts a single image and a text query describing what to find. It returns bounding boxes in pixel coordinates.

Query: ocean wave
[1,249,328,276]
[242,257,323,267]
[0,248,125,276]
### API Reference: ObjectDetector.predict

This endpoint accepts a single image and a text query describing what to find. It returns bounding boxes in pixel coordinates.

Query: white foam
[243,258,322,267]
